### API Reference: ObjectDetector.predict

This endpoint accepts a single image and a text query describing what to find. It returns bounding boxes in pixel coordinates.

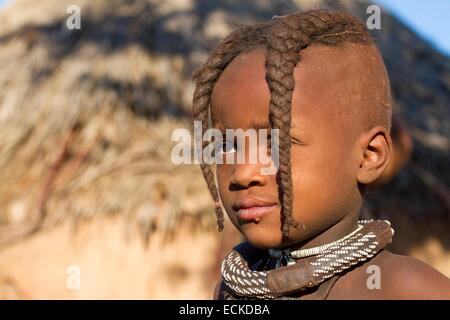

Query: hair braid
[265,19,304,239]
[192,10,373,237]
[192,24,270,231]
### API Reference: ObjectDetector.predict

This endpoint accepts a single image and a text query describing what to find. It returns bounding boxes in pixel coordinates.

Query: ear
[356,126,392,184]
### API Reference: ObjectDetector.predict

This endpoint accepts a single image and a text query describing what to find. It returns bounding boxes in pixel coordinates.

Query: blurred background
[0,0,448,299]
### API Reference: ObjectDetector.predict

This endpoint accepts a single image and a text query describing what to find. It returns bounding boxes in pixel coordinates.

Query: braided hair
[192,10,374,239]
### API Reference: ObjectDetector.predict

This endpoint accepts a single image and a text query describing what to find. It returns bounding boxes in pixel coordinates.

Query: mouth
[232,197,280,222]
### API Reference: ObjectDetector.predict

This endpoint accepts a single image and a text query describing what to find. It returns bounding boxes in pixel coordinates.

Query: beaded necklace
[221,220,394,299]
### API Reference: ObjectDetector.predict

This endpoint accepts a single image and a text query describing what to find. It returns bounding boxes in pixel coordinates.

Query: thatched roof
[0,0,448,246]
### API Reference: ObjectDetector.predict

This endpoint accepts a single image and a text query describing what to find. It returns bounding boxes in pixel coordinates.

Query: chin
[240,222,321,250]
[239,224,284,249]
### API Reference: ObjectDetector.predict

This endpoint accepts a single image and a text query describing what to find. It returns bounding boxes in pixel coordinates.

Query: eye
[290,136,305,145]
[217,140,236,154]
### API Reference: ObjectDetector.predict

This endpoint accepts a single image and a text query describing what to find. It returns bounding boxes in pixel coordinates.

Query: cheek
[290,145,355,222]
[216,164,229,197]
[215,164,235,212]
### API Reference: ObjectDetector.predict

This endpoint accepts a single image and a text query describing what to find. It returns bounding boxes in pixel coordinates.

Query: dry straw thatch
[0,0,221,246]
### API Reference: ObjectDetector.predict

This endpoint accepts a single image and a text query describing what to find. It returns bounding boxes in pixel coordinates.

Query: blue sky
[376,0,450,55]
[0,0,448,55]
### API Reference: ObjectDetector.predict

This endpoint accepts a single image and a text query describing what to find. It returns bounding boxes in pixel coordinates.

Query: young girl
[191,9,450,299]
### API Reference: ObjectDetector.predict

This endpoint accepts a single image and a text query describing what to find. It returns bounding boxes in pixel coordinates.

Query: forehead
[211,48,270,129]
[210,44,383,136]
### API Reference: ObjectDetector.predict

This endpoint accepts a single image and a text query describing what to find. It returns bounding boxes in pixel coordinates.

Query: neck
[280,207,360,253]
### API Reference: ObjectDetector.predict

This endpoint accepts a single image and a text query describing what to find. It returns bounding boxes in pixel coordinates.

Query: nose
[229,163,269,190]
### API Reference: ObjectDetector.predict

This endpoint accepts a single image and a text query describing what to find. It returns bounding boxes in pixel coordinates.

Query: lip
[232,197,279,222]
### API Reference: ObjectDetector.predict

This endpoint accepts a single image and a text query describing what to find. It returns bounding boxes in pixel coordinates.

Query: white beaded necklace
[268,224,364,267]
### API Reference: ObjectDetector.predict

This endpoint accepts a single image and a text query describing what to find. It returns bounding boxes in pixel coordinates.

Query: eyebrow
[249,121,305,133]
[212,120,271,131]
[248,121,272,130]
[213,121,305,132]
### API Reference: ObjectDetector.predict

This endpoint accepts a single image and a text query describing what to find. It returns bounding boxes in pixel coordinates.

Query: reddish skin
[210,44,450,299]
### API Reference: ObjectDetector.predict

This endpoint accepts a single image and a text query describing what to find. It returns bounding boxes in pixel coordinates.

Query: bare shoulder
[328,250,450,299]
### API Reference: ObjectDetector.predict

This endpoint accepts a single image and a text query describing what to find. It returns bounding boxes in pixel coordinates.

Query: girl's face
[210,45,386,249]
